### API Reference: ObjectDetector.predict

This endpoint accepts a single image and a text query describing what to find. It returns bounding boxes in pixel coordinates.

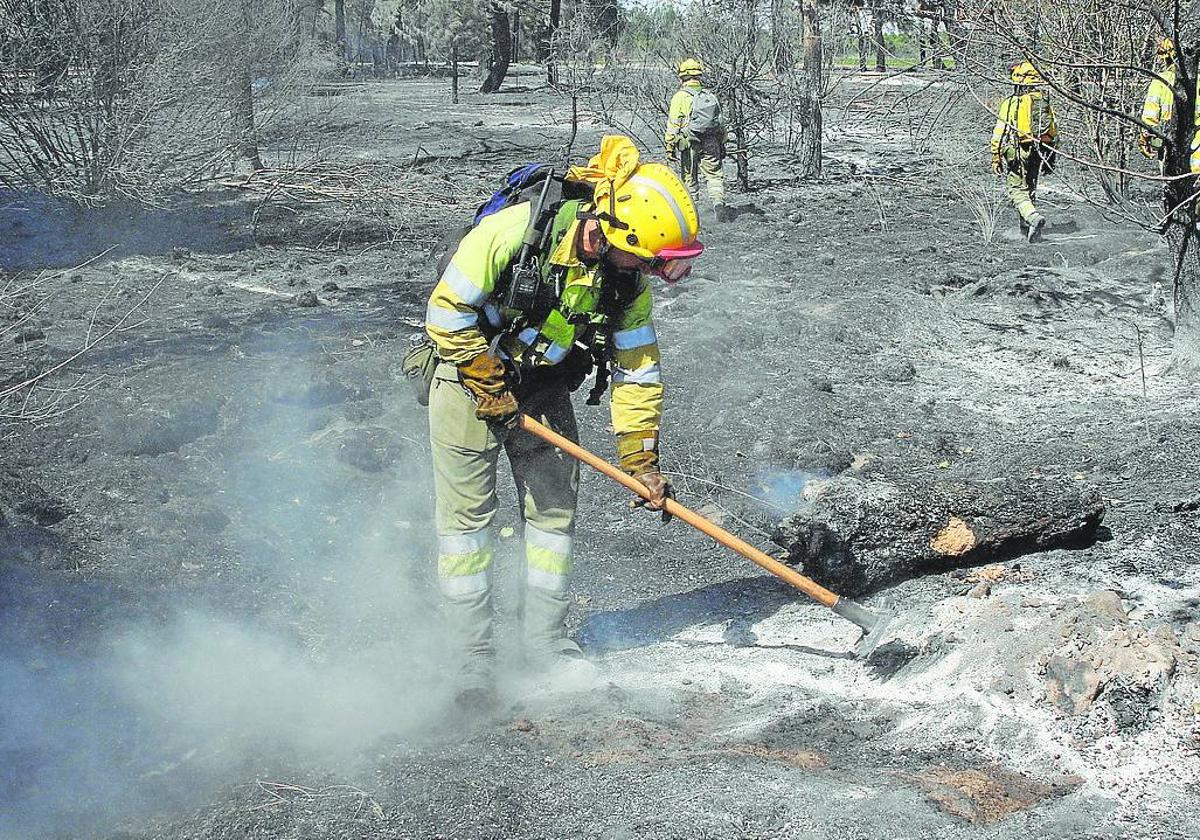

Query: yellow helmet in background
[678,58,704,79]
[1158,37,1177,64]
[1010,60,1044,86]
[594,163,702,260]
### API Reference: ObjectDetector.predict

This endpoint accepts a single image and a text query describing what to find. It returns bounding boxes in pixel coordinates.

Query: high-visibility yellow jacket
[1142,68,1176,138]
[664,81,703,151]
[990,91,1058,157]
[1139,68,1200,172]
[425,200,663,435]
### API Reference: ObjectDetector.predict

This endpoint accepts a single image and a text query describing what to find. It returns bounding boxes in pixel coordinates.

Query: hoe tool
[519,415,895,658]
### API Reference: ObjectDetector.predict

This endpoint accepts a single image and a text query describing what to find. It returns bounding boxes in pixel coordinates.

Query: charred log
[772,476,1105,596]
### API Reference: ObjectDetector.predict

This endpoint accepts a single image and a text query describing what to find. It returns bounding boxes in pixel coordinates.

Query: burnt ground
[2,73,1199,839]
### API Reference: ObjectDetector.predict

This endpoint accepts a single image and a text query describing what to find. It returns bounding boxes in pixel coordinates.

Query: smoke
[111,607,449,764]
[0,346,451,839]
[0,602,448,839]
[749,468,830,513]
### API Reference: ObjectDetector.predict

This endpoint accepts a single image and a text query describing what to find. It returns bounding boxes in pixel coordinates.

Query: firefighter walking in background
[990,60,1058,243]
[1136,37,1200,176]
[423,136,703,710]
[1140,38,1178,166]
[664,59,730,222]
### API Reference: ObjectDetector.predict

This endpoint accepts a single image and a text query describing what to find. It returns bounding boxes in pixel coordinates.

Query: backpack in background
[687,88,722,138]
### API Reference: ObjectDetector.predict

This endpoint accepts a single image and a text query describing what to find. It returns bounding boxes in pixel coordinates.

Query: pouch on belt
[401,338,438,406]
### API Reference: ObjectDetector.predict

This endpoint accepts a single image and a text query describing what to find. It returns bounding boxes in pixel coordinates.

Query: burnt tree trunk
[795,0,822,178]
[770,0,792,72]
[235,66,263,172]
[91,16,124,194]
[334,0,347,70]
[728,90,749,191]
[871,0,886,71]
[917,11,928,64]
[1167,226,1200,364]
[772,476,1105,596]
[1163,53,1200,367]
[930,3,947,70]
[479,1,512,94]
[945,0,965,62]
[233,1,263,173]
[545,0,562,85]
[595,0,621,48]
[917,4,941,68]
[850,2,869,71]
[564,92,578,161]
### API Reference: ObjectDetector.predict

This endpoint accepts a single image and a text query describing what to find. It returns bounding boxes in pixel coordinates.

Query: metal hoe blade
[833,598,897,659]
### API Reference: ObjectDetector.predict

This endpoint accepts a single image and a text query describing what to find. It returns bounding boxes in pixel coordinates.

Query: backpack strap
[540,199,581,279]
[493,194,580,334]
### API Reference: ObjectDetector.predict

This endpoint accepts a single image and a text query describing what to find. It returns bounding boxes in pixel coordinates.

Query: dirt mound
[961,266,1160,318]
[867,586,1200,804]
[1043,592,1185,728]
[914,764,1078,824]
[0,469,73,567]
[99,401,221,456]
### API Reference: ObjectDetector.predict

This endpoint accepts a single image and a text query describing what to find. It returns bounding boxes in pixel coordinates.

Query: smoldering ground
[0,344,454,839]
[4,54,1200,837]
[0,604,445,839]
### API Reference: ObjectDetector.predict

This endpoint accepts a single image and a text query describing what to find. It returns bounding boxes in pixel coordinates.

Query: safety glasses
[645,242,705,284]
[645,257,695,283]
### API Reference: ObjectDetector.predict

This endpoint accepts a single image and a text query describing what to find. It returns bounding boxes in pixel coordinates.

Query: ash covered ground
[2,73,1199,839]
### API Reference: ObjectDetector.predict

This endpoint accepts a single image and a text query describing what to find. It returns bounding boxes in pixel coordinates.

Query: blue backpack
[473,163,557,224]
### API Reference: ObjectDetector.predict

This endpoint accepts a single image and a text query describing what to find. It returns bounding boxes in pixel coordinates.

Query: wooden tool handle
[518,414,842,609]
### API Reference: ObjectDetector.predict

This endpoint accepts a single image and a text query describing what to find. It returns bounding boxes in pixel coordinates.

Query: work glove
[666,144,678,163]
[1138,134,1155,160]
[458,352,518,428]
[618,431,673,523]
[633,471,674,524]
[990,151,1002,175]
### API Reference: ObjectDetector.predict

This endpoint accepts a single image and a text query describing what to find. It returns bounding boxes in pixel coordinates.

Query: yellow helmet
[678,58,704,79]
[1158,37,1176,63]
[593,163,702,261]
[1010,60,1044,86]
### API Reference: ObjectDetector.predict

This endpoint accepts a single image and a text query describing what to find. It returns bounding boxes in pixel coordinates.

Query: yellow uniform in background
[665,66,727,219]
[1140,38,1200,174]
[990,64,1058,242]
[1191,90,1200,175]
[1141,67,1175,160]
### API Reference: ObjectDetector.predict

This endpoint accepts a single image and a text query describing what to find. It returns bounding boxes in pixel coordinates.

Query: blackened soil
[2,76,1198,840]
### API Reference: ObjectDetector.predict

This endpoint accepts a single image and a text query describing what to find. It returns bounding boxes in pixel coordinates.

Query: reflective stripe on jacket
[1142,68,1176,132]
[990,92,1058,156]
[424,201,664,435]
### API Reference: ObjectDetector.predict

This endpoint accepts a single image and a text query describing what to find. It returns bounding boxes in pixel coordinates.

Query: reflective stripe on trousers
[428,361,580,599]
[438,529,493,597]
[1004,147,1043,225]
[525,523,572,592]
[679,137,725,207]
